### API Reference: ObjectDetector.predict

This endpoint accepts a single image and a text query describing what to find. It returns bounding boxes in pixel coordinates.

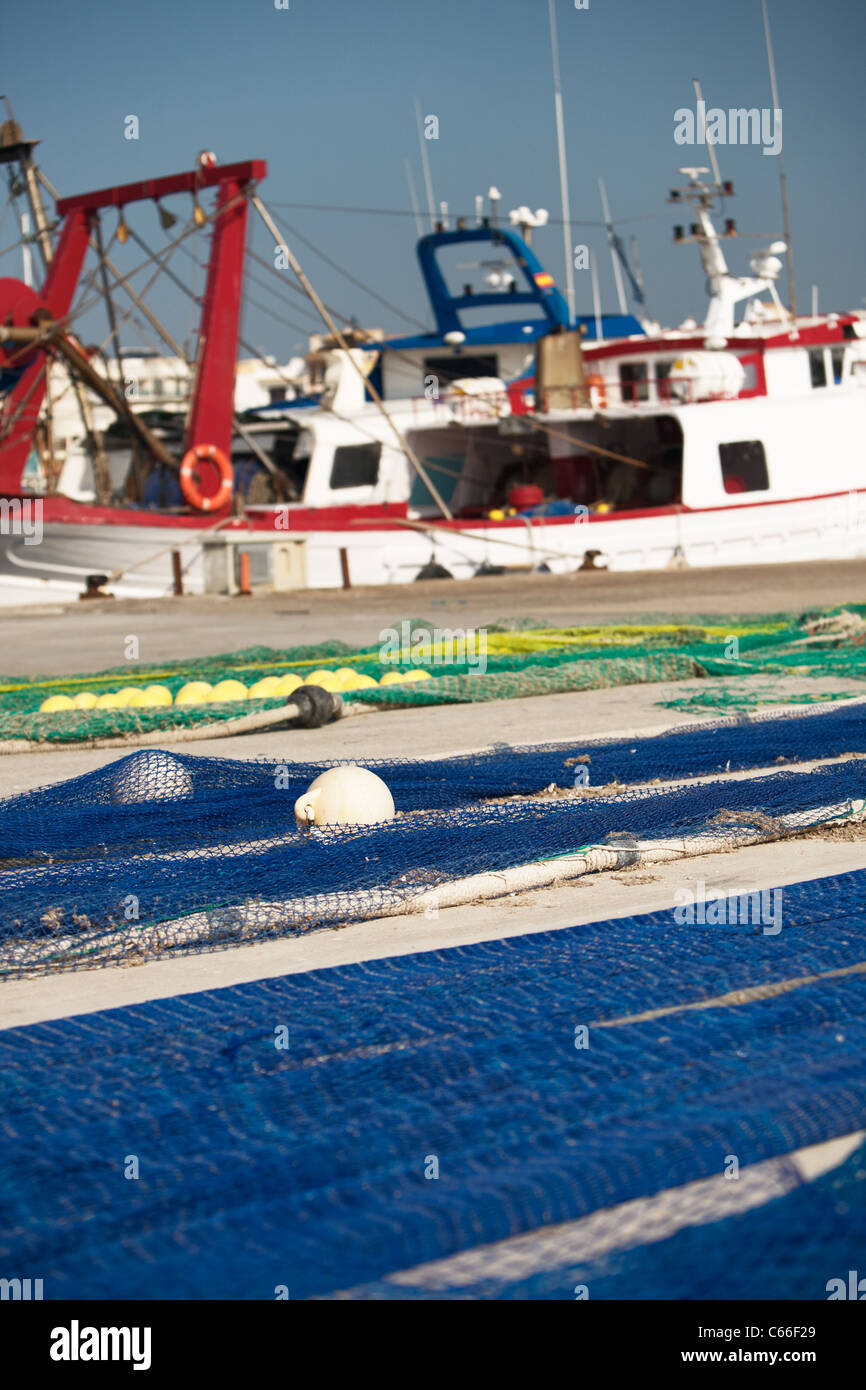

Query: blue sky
[4,0,864,357]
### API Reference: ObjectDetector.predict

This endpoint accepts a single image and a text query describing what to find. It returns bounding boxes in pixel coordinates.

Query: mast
[761,0,796,315]
[0,97,54,274]
[692,79,722,186]
[598,177,626,315]
[590,249,602,342]
[548,0,575,323]
[669,169,788,345]
[0,102,112,499]
[413,96,436,231]
[404,158,424,238]
[630,235,649,320]
[18,211,33,287]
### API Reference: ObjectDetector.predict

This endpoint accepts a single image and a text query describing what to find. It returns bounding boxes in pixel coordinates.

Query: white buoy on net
[110,750,195,804]
[294,764,395,829]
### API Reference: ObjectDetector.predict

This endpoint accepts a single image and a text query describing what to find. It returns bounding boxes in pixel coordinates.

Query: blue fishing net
[2,868,865,1299]
[0,700,863,976]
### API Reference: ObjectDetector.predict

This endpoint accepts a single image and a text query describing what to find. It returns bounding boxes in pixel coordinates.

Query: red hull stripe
[7,489,865,533]
[583,317,856,362]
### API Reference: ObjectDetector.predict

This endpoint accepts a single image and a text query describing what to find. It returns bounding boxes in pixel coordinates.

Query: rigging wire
[273,218,428,330]
[245,245,356,325]
[265,200,670,226]
[4,174,654,485]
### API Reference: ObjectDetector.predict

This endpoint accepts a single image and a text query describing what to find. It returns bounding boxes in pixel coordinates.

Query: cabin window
[268,387,287,404]
[329,442,381,490]
[831,348,845,384]
[809,349,827,388]
[719,440,769,494]
[619,361,648,404]
[406,416,684,517]
[422,355,499,390]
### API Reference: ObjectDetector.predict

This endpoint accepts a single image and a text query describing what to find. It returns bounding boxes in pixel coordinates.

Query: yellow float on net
[306,670,343,691]
[144,685,174,706]
[378,668,433,686]
[39,694,76,713]
[72,691,99,709]
[248,676,282,699]
[340,672,378,691]
[117,687,144,706]
[94,691,127,709]
[175,681,214,705]
[127,685,174,708]
[274,673,303,696]
[210,679,249,702]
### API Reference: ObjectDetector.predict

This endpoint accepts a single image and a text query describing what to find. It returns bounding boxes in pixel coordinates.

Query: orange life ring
[179,444,233,512]
[586,373,607,408]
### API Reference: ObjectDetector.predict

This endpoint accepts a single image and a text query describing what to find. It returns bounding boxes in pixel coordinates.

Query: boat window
[276,430,311,499]
[422,355,499,391]
[809,349,827,388]
[405,415,683,517]
[619,361,649,404]
[831,348,845,384]
[329,442,381,490]
[719,440,769,494]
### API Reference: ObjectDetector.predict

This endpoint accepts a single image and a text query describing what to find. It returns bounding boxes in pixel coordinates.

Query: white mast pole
[692,79,722,186]
[590,249,603,342]
[404,158,424,238]
[598,177,627,315]
[413,96,437,231]
[19,211,33,287]
[548,0,576,323]
[761,0,796,315]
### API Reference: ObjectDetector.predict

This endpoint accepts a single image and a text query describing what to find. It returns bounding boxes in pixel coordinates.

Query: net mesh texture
[1,699,863,977]
[1,604,864,744]
[2,867,865,1299]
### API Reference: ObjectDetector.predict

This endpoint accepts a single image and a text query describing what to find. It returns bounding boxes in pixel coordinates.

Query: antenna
[19,210,33,287]
[631,235,647,312]
[548,0,575,323]
[598,177,627,315]
[404,158,424,238]
[668,169,790,343]
[692,79,722,186]
[413,96,436,231]
[590,248,602,342]
[761,0,796,315]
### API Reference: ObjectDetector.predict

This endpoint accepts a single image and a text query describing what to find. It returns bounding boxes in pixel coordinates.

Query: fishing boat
[1,121,863,601]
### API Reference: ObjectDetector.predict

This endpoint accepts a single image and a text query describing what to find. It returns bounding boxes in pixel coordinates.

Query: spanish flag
[533,271,555,288]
